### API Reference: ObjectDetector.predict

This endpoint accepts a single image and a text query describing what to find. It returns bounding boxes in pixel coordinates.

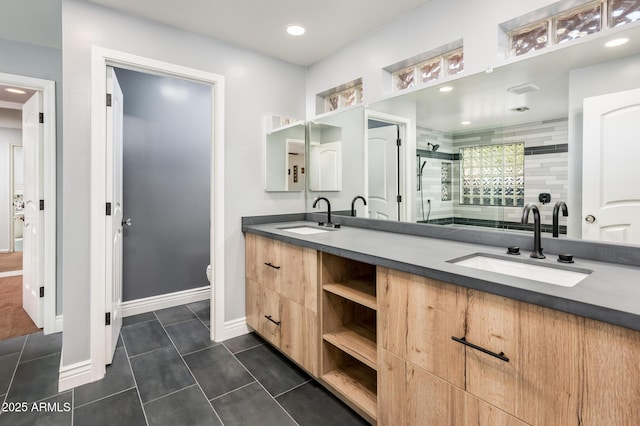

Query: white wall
[306,0,560,118]
[61,0,306,366]
[0,110,22,252]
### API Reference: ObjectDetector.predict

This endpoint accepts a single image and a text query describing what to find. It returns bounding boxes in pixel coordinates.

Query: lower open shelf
[322,363,377,421]
[323,323,377,370]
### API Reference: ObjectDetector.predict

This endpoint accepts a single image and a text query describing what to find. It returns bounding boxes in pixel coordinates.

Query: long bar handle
[264,262,281,270]
[452,336,509,362]
[265,315,281,326]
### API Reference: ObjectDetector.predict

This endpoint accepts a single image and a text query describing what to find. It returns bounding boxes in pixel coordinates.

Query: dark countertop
[244,220,640,332]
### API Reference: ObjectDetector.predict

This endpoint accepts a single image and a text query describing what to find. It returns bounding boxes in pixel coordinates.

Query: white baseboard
[58,357,93,392]
[0,270,22,278]
[55,315,63,333]
[122,286,211,317]
[221,317,251,341]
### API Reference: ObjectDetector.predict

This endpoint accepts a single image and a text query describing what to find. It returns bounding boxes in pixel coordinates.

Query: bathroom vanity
[243,215,640,425]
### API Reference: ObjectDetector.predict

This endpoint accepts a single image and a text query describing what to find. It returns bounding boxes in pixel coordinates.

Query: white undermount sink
[278,226,330,235]
[449,254,591,287]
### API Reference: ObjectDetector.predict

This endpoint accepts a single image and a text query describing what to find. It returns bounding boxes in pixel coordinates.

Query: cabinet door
[246,278,281,347]
[378,268,466,388]
[281,298,319,376]
[379,349,526,426]
[581,318,640,424]
[281,243,317,312]
[254,235,283,292]
[465,290,583,425]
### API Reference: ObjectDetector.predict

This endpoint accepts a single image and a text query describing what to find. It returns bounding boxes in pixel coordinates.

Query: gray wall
[115,68,211,301]
[61,0,306,366]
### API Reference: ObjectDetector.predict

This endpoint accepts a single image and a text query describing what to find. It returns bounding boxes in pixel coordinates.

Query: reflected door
[22,91,44,328]
[582,88,640,243]
[368,125,398,220]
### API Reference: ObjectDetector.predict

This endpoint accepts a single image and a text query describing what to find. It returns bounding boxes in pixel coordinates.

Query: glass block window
[510,22,550,56]
[460,143,525,207]
[508,1,640,57]
[391,48,464,92]
[610,0,640,27]
[441,162,452,201]
[445,49,464,76]
[555,3,602,44]
[324,84,363,112]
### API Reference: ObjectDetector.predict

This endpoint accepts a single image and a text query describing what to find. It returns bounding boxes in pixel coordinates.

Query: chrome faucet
[313,197,332,226]
[521,203,545,259]
[351,196,367,217]
[552,201,568,238]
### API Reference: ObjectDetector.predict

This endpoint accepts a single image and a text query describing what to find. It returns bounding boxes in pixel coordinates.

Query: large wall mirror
[265,116,306,192]
[311,23,640,245]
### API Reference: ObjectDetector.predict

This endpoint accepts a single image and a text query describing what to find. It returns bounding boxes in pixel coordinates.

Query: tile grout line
[154,309,225,426]
[224,344,301,426]
[1,335,28,407]
[208,380,257,402]
[224,341,265,355]
[185,303,211,332]
[121,332,151,426]
[272,379,313,399]
[73,385,137,410]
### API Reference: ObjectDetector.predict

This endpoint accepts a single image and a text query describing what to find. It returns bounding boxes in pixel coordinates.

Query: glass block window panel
[326,93,340,112]
[393,66,416,91]
[510,22,549,56]
[610,0,640,27]
[343,87,358,107]
[445,49,464,76]
[419,57,442,84]
[459,142,525,207]
[441,162,452,201]
[555,3,602,44]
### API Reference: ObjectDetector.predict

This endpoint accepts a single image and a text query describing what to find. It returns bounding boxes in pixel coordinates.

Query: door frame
[0,72,57,334]
[89,47,225,381]
[363,110,414,221]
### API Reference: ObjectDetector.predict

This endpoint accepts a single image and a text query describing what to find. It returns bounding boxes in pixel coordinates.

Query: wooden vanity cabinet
[245,233,319,376]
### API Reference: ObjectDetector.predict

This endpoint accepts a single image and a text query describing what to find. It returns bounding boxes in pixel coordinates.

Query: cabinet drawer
[464,290,583,425]
[246,278,281,347]
[378,267,466,388]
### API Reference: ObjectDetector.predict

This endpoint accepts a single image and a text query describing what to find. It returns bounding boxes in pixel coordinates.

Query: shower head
[427,142,440,152]
[420,160,427,173]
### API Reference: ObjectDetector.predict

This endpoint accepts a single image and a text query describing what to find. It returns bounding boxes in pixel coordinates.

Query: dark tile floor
[0,301,368,425]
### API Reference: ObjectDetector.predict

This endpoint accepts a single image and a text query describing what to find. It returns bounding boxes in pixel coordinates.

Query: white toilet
[206,264,212,283]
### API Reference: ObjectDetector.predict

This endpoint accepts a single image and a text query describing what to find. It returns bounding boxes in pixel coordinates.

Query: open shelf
[322,363,377,421]
[323,275,377,310]
[323,323,377,370]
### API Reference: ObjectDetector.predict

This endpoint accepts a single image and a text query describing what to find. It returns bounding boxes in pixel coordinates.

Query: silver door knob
[585,215,596,223]
[122,218,133,226]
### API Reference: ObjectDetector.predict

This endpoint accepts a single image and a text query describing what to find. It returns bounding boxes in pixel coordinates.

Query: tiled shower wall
[416,118,569,232]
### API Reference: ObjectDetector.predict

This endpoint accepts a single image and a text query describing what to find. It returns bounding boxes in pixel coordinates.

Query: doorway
[364,111,413,221]
[88,47,225,384]
[0,72,57,340]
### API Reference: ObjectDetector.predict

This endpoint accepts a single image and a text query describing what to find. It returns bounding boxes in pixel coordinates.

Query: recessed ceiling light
[286,25,306,36]
[605,38,629,48]
[439,86,453,93]
[461,121,471,125]
[5,88,27,94]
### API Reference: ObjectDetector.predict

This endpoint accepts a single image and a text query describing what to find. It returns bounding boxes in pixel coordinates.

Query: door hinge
[39,286,44,297]
[397,195,402,203]
[39,200,45,210]
[396,138,402,147]
[106,202,112,216]
[39,113,44,124]
[105,312,111,326]
[106,93,112,107]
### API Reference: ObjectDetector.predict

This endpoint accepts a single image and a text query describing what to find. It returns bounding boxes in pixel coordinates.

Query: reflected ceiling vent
[507,83,540,95]
[510,106,530,112]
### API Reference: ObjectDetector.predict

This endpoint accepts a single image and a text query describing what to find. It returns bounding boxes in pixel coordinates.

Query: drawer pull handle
[264,262,281,270]
[265,315,281,326]
[451,336,509,362]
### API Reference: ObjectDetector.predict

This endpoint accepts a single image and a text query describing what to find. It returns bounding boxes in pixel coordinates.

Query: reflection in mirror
[264,116,305,192]
[308,122,342,191]
[358,23,640,243]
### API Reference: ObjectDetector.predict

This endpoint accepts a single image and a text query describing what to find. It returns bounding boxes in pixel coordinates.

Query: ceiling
[0,85,37,108]
[88,0,434,66]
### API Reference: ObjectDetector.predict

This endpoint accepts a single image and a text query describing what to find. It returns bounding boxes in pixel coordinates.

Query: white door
[583,88,640,243]
[105,67,124,363]
[22,92,44,328]
[368,125,398,220]
[309,141,342,191]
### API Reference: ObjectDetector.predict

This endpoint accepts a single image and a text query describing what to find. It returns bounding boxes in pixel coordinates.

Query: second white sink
[450,254,591,287]
[279,226,330,235]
